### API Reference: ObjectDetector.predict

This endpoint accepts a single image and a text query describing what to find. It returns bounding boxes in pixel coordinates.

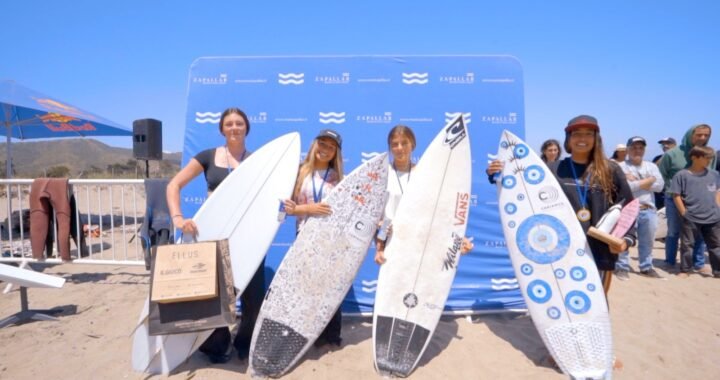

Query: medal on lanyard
[312,169,331,203]
[570,160,591,222]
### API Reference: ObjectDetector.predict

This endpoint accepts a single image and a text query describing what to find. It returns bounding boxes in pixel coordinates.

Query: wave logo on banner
[361,279,378,293]
[319,111,346,124]
[195,111,221,124]
[491,278,519,291]
[487,152,498,163]
[361,151,383,163]
[278,73,304,85]
[402,72,429,85]
[445,112,472,125]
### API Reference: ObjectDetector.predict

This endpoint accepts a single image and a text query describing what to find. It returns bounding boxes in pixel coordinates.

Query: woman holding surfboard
[487,115,636,294]
[374,125,416,264]
[375,125,474,265]
[283,129,345,347]
[166,107,265,363]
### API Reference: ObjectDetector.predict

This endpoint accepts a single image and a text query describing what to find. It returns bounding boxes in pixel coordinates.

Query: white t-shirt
[384,164,412,221]
[295,168,340,231]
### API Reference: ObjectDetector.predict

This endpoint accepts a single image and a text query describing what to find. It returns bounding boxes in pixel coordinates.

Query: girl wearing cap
[283,129,344,346]
[486,115,636,294]
[540,139,562,163]
[167,107,265,363]
[487,115,635,370]
[374,125,473,264]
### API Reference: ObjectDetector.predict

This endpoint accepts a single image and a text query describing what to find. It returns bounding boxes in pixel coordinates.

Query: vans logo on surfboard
[455,192,469,225]
[443,116,467,149]
[442,233,464,271]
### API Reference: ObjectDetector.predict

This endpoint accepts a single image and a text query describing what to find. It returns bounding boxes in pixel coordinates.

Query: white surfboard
[0,263,65,289]
[495,130,613,378]
[249,153,389,378]
[131,132,301,374]
[372,116,472,377]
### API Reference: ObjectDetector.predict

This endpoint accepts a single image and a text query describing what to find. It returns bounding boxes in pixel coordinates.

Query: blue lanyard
[393,163,411,195]
[569,160,590,208]
[225,146,247,174]
[312,169,331,203]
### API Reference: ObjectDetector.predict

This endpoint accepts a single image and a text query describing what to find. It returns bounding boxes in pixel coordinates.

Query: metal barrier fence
[0,179,146,266]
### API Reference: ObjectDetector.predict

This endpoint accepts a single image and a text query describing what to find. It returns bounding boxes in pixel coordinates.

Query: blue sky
[2,0,719,159]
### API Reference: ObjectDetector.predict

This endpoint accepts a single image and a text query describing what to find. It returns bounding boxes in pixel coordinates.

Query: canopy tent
[0,80,132,177]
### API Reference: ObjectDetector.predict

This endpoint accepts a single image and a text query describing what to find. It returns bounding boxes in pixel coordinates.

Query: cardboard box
[150,241,217,303]
[148,239,236,335]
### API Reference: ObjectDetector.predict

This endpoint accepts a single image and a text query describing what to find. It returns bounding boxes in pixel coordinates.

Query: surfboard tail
[251,318,309,378]
[544,320,613,379]
[374,315,431,377]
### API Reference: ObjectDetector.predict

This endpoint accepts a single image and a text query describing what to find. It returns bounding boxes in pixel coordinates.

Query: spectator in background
[611,144,627,163]
[653,137,677,164]
[658,124,715,272]
[540,139,562,163]
[670,146,720,278]
[614,136,664,280]
[652,137,677,210]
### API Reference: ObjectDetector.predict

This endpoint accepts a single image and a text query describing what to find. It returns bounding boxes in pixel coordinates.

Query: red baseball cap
[565,115,600,133]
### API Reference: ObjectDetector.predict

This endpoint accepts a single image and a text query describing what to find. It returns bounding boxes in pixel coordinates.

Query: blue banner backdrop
[181,56,526,314]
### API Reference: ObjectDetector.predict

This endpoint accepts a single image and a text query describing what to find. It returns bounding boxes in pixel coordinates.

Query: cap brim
[565,123,599,133]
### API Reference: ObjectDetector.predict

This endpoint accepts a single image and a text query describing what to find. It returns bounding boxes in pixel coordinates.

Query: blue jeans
[617,208,657,271]
[664,194,705,268]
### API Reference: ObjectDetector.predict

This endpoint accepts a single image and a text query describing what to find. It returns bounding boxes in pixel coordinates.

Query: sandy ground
[1,242,719,380]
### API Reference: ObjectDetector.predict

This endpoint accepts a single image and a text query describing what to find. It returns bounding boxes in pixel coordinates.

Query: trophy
[587,199,639,249]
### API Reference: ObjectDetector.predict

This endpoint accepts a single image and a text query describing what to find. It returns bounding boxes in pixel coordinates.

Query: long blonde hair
[564,132,617,203]
[293,139,344,200]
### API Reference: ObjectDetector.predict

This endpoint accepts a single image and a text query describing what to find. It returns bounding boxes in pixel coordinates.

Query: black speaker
[133,119,163,160]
